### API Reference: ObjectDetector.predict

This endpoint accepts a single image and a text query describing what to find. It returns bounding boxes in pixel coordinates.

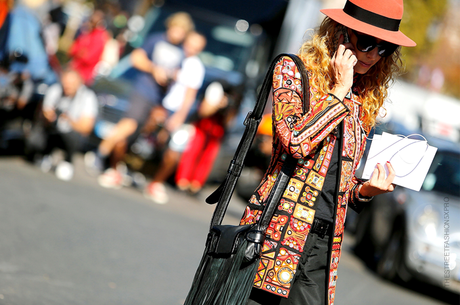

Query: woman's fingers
[343,49,357,66]
[333,46,355,78]
[334,44,344,63]
[368,162,396,193]
[385,162,396,192]
[350,54,358,66]
[343,41,355,52]
[342,48,353,57]
[331,44,357,99]
[337,43,356,59]
[336,45,353,61]
[385,161,396,181]
[374,163,386,182]
[361,162,397,197]
[369,165,379,184]
[333,45,355,68]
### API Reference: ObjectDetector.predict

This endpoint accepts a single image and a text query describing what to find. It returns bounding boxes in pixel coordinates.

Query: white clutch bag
[362,132,438,191]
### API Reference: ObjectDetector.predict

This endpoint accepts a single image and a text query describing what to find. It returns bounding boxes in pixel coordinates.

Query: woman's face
[349,29,383,75]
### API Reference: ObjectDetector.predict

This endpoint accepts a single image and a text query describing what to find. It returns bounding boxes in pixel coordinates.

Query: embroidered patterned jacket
[240,56,370,305]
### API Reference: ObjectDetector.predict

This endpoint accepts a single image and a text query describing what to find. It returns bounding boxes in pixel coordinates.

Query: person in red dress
[68,10,109,85]
[175,81,238,194]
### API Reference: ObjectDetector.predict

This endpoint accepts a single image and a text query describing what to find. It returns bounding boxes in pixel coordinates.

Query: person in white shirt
[161,37,206,130]
[40,68,98,180]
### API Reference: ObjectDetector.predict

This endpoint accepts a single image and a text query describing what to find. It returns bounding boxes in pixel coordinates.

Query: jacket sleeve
[273,56,350,159]
[348,178,373,213]
[347,129,373,213]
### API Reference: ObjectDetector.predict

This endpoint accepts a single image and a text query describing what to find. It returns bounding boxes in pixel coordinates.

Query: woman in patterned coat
[242,1,416,304]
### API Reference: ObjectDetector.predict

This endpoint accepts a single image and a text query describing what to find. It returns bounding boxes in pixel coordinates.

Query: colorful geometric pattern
[240,56,369,304]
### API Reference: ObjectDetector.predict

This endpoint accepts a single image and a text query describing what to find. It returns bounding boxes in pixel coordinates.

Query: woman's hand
[330,36,357,101]
[360,162,396,197]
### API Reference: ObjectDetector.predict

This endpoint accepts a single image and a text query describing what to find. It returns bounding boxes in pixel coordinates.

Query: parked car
[353,133,460,294]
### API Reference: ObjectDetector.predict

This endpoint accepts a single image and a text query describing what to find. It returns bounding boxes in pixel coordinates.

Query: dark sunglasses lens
[379,42,398,57]
[356,35,376,52]
[355,31,398,57]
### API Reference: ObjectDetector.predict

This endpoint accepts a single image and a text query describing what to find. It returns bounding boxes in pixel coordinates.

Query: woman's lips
[358,61,372,68]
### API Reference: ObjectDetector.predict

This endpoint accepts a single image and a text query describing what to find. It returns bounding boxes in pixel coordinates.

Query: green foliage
[399,0,448,74]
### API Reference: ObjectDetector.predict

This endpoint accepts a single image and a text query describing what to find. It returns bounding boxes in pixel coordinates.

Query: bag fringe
[184,239,258,305]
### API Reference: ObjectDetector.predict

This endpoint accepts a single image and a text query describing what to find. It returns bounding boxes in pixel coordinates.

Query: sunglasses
[351,30,398,57]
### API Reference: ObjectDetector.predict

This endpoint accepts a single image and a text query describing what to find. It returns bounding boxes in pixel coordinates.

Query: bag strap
[206,53,310,229]
[255,155,297,232]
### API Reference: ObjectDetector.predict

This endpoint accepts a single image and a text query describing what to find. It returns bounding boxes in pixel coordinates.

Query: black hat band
[343,1,401,31]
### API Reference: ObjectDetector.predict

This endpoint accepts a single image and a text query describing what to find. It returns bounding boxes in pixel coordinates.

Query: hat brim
[320,8,416,47]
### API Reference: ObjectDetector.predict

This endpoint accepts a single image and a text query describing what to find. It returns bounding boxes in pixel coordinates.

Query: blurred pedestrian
[0,0,13,60]
[240,1,416,304]
[86,12,194,187]
[33,68,97,181]
[140,31,207,204]
[0,58,34,134]
[94,30,121,77]
[68,10,109,85]
[174,81,236,195]
[3,4,57,85]
[0,60,33,111]
[42,2,67,74]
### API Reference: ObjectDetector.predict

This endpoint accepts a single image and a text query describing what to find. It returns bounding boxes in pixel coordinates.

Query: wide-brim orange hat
[321,0,416,47]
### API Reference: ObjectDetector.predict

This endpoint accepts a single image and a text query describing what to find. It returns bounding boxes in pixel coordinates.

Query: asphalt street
[0,156,455,305]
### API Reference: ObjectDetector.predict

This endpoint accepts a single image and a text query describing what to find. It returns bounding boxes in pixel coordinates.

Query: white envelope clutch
[361,132,438,191]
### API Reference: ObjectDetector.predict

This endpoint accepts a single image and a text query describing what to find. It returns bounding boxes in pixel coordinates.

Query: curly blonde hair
[298,17,403,129]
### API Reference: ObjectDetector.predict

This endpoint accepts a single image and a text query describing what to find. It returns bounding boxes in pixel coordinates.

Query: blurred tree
[428,2,460,98]
[399,0,460,99]
[399,0,447,74]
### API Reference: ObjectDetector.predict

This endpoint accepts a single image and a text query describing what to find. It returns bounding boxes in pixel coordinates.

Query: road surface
[0,156,456,305]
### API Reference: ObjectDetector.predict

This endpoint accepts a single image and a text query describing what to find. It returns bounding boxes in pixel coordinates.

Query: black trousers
[43,130,86,162]
[246,231,330,305]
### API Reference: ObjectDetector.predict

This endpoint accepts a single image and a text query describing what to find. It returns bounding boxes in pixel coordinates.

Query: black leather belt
[310,218,333,238]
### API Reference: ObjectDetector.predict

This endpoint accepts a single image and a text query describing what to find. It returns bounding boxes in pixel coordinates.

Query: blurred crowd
[0,0,257,204]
